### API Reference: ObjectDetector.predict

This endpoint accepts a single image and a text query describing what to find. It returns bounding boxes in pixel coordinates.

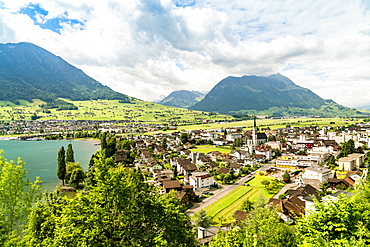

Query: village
[107,118,369,241]
[2,117,370,243]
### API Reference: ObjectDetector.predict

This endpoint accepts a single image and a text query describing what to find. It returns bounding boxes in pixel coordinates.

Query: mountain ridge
[158,90,205,108]
[0,42,130,104]
[190,74,366,116]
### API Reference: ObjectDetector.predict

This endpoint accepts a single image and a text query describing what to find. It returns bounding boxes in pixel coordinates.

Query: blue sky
[0,0,370,107]
[18,3,85,34]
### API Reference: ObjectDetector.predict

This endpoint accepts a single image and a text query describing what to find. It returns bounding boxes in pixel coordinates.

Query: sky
[1,0,370,108]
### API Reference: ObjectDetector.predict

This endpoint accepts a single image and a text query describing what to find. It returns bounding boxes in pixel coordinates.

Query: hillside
[191,74,366,116]
[158,90,205,108]
[0,42,129,104]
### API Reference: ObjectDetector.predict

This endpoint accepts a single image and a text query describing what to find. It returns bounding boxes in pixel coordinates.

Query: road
[186,161,275,216]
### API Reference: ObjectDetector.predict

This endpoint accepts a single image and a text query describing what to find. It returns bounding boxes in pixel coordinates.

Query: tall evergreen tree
[66,143,75,163]
[57,146,66,186]
[100,132,107,151]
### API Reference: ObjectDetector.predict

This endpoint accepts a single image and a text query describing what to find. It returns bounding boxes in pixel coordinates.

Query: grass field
[0,98,363,133]
[0,98,232,123]
[203,176,283,225]
[190,145,233,154]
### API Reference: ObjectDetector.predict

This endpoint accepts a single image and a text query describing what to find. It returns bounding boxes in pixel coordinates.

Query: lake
[0,139,101,192]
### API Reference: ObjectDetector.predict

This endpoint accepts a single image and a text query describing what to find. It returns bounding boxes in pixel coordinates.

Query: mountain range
[0,42,366,117]
[158,90,205,108]
[188,74,365,116]
[0,42,129,105]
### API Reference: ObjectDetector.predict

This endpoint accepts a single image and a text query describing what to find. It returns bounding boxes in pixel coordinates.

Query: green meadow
[203,176,283,225]
[190,145,233,154]
[0,98,232,123]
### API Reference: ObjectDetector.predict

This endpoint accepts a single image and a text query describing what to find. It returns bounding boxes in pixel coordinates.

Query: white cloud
[0,0,370,107]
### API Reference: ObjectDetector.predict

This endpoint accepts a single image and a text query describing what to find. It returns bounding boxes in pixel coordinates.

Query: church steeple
[252,116,257,146]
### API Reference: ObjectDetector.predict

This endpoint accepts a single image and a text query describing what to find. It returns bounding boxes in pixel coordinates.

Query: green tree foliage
[24,153,195,246]
[283,170,291,182]
[106,137,117,158]
[65,144,75,163]
[208,206,299,247]
[180,133,189,144]
[65,162,85,186]
[297,189,370,246]
[234,138,242,147]
[161,138,168,149]
[240,199,254,213]
[338,139,355,158]
[57,146,66,186]
[0,151,42,245]
[117,139,136,151]
[318,181,331,197]
[193,209,213,228]
[100,132,107,151]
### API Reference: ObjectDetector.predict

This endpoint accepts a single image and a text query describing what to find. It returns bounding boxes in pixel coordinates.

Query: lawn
[203,175,284,225]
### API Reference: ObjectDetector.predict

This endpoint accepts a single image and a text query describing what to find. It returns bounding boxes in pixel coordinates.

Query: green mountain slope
[190,74,365,116]
[159,90,205,108]
[0,42,129,104]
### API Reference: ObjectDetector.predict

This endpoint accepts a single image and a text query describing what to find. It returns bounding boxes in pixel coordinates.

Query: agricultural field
[0,98,233,123]
[203,176,284,225]
[190,145,232,154]
[173,117,361,132]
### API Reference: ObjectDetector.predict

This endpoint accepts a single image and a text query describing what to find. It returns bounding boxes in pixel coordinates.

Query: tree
[180,133,189,144]
[100,132,107,151]
[69,167,85,187]
[283,170,291,183]
[297,191,370,246]
[66,143,75,163]
[24,153,195,246]
[318,181,331,197]
[208,206,299,247]
[57,146,66,186]
[193,209,213,228]
[65,162,84,185]
[161,138,168,149]
[106,136,117,158]
[234,138,242,147]
[240,199,254,213]
[0,151,42,244]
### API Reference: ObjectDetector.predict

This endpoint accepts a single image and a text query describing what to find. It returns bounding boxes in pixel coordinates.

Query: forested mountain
[190,74,363,116]
[0,42,130,104]
[159,90,205,108]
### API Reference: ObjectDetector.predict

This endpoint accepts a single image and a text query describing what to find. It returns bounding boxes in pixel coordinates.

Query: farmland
[0,98,233,123]
[203,176,284,225]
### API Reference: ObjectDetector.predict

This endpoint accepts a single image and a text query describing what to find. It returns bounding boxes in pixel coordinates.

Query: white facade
[302,167,332,182]
[189,172,213,190]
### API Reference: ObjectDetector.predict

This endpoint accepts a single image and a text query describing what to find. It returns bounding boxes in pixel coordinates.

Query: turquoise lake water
[0,139,100,192]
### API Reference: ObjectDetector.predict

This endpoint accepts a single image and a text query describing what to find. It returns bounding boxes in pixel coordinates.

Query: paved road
[186,161,276,216]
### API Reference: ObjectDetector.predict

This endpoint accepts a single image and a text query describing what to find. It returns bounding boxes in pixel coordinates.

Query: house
[182,163,198,176]
[347,153,365,168]
[114,150,127,163]
[254,145,273,159]
[338,156,356,171]
[189,172,214,190]
[230,150,249,160]
[302,167,333,182]
[229,163,242,174]
[206,162,219,171]
[269,196,305,222]
[161,180,182,193]
[233,210,247,221]
[218,167,230,174]
[327,176,355,190]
